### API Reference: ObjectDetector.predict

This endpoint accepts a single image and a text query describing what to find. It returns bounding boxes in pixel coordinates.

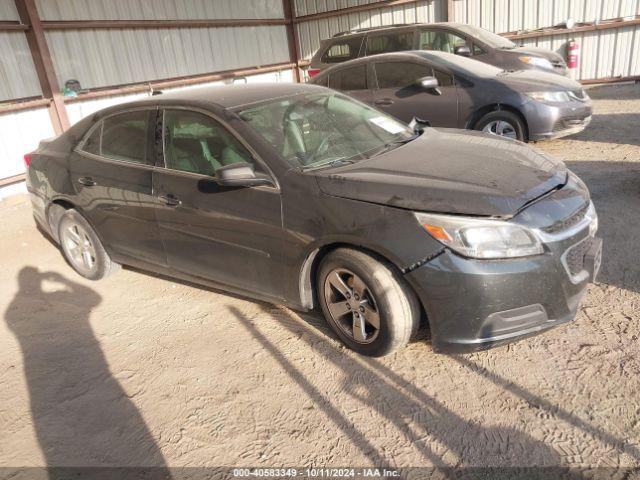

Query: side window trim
[158,106,280,190]
[75,106,157,167]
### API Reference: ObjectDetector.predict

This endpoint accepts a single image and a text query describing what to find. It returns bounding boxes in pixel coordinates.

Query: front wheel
[474,111,526,141]
[317,248,421,357]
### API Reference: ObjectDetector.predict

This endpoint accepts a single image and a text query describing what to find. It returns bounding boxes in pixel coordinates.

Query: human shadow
[231,305,582,477]
[4,267,170,479]
[565,160,640,293]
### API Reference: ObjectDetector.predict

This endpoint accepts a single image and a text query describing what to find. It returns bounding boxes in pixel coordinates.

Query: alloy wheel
[61,223,97,275]
[482,120,518,139]
[323,268,380,344]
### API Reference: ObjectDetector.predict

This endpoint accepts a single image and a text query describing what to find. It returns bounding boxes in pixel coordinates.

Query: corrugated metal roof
[296,0,445,60]
[45,25,290,90]
[35,0,284,20]
[0,33,43,101]
[0,0,18,21]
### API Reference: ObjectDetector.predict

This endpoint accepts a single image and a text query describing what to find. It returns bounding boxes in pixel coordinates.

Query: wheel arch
[46,198,76,243]
[298,241,418,311]
[466,103,530,141]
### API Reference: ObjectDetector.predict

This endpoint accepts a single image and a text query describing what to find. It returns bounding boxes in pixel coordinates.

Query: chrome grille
[542,203,590,234]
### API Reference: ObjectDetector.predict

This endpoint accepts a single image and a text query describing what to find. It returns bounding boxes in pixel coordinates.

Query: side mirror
[214,162,272,187]
[416,76,439,90]
[454,45,471,57]
[409,117,431,133]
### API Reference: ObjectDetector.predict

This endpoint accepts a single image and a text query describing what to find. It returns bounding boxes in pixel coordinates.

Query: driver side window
[163,109,257,176]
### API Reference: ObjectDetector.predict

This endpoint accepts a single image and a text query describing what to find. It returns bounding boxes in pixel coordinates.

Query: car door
[371,60,459,127]
[152,107,285,299]
[327,63,373,104]
[70,108,166,266]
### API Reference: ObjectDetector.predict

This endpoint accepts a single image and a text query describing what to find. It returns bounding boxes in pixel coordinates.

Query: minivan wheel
[317,248,421,357]
[474,111,525,141]
[58,209,119,280]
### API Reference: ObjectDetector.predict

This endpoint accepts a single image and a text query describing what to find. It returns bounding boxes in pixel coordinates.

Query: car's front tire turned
[317,248,421,357]
[58,209,120,280]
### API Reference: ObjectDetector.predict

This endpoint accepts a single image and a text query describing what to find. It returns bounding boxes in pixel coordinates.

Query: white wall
[0,69,294,199]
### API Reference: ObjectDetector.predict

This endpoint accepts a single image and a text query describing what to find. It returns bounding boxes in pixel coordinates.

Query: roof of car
[132,83,328,110]
[331,22,467,39]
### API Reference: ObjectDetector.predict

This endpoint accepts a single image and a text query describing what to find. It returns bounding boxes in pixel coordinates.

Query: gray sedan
[310,51,592,141]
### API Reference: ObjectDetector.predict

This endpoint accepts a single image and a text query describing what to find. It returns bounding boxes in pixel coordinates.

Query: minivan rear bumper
[405,229,601,353]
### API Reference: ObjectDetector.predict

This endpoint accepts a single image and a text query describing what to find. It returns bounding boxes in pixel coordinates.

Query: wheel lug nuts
[354,294,359,300]
[354,312,359,317]
[346,292,351,298]
[346,304,351,310]
[359,306,365,313]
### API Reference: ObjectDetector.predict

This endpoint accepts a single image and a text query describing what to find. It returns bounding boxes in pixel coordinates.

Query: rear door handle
[78,176,97,187]
[158,194,182,207]
[374,98,394,106]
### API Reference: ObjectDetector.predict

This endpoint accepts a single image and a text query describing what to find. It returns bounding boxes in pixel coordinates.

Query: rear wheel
[317,248,421,357]
[474,110,526,141]
[58,209,119,280]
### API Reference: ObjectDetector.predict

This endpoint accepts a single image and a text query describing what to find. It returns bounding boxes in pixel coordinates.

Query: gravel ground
[0,84,639,476]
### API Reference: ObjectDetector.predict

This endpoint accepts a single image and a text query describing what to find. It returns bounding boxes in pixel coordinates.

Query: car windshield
[237,92,415,169]
[456,24,517,50]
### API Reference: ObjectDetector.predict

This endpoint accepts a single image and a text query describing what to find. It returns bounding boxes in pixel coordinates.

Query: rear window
[366,31,414,55]
[321,36,364,63]
[328,65,367,91]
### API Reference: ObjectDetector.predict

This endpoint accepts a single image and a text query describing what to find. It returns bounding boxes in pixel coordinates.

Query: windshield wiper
[303,158,356,171]
[368,132,421,159]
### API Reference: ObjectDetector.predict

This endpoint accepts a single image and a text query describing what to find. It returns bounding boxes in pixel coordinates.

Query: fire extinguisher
[567,39,579,78]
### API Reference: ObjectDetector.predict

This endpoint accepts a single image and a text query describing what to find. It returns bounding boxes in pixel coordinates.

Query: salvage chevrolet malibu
[26,84,602,356]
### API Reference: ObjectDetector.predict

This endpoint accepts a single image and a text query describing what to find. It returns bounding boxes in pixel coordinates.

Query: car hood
[509,45,565,64]
[496,68,583,92]
[313,128,567,217]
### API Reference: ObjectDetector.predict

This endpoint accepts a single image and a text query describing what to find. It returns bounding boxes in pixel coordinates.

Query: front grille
[552,115,590,132]
[565,236,593,276]
[542,202,590,234]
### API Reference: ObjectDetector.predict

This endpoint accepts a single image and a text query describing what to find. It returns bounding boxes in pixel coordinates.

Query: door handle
[78,176,97,187]
[158,194,182,207]
[374,98,394,106]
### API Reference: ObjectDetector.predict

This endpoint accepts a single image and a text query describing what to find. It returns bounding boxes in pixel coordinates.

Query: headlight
[525,91,571,103]
[414,212,544,259]
[519,56,554,70]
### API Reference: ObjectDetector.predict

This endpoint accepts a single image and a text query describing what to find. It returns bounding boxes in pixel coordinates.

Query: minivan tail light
[307,69,321,78]
[23,153,33,168]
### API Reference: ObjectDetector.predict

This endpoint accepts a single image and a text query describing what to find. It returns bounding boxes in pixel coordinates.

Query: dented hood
[313,128,567,217]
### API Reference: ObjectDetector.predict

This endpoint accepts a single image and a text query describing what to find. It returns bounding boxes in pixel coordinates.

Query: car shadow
[565,160,640,293]
[230,304,587,474]
[4,267,171,479]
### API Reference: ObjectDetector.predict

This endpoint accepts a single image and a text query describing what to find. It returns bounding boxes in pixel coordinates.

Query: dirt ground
[0,84,639,476]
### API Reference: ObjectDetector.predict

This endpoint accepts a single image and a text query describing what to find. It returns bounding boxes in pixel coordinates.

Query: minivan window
[366,31,414,55]
[321,36,364,63]
[375,62,432,89]
[419,30,467,54]
[163,109,256,176]
[100,111,150,164]
[329,65,367,91]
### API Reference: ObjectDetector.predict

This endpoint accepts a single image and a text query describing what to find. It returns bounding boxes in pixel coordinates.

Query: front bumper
[406,227,602,353]
[524,100,593,141]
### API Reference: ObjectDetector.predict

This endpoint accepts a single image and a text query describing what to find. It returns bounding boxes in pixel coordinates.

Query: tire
[58,209,120,280]
[473,110,526,141]
[317,248,421,357]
